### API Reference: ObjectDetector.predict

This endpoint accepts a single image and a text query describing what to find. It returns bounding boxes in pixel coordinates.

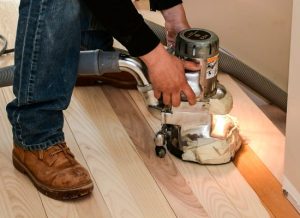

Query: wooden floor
[0,83,270,218]
[1,1,300,218]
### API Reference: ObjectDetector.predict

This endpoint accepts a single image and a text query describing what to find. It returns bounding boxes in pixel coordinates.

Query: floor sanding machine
[152,28,242,164]
[0,28,242,164]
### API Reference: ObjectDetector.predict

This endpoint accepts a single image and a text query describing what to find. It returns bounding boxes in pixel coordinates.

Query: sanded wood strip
[65,87,176,218]
[102,85,209,218]
[127,88,270,217]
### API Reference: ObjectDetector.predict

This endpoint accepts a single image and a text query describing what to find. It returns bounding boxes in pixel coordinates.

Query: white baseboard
[283,176,300,214]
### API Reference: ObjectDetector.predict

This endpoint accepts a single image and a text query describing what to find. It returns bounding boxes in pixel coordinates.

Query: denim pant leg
[6,0,82,150]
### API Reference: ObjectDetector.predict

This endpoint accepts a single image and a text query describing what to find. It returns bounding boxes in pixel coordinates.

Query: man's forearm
[161,4,190,45]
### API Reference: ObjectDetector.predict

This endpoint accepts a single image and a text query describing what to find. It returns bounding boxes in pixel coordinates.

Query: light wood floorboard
[219,74,285,182]
[1,0,299,217]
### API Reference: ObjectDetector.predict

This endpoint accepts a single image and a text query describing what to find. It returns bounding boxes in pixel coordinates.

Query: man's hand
[140,3,198,107]
[140,43,200,107]
[161,4,190,46]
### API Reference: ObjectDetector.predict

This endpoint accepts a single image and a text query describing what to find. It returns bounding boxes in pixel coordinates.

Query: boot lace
[49,143,75,162]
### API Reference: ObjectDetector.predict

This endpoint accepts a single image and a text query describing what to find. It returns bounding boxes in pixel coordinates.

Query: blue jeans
[6,0,113,150]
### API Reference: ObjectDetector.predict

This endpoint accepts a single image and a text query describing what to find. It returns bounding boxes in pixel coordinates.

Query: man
[7,0,199,200]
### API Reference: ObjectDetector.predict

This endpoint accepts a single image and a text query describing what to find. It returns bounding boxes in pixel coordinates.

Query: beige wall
[183,0,292,91]
[284,0,300,212]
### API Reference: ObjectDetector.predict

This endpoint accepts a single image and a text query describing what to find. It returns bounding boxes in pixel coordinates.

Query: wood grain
[0,89,47,218]
[128,73,298,217]
[128,87,270,217]
[107,86,270,217]
[0,155,46,218]
[102,85,209,218]
[234,144,300,218]
[65,87,176,218]
[64,120,113,218]
[207,164,270,217]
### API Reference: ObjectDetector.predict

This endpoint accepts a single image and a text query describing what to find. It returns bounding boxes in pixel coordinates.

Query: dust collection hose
[0,21,287,110]
[0,50,150,87]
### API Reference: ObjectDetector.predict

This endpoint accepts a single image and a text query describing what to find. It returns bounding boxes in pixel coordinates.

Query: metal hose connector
[118,53,149,87]
[118,53,160,109]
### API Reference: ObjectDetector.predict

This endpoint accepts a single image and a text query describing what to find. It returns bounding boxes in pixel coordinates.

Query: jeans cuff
[14,135,65,151]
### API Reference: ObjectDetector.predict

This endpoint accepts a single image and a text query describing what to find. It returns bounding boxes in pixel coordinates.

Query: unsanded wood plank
[102,86,209,218]
[127,88,270,217]
[217,74,299,217]
[64,86,176,218]
[206,164,271,217]
[3,87,112,218]
[218,74,285,182]
[234,144,300,218]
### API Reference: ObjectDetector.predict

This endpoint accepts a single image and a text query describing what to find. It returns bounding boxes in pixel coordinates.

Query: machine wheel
[155,146,166,158]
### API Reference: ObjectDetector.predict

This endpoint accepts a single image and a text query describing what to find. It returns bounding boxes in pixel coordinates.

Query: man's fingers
[154,90,162,99]
[182,59,201,71]
[182,83,196,105]
[162,93,171,106]
[171,92,181,107]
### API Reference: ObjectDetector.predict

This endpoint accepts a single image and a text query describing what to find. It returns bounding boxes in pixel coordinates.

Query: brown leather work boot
[12,143,93,200]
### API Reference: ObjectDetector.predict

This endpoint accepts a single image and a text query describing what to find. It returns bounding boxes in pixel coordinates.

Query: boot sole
[13,155,94,200]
